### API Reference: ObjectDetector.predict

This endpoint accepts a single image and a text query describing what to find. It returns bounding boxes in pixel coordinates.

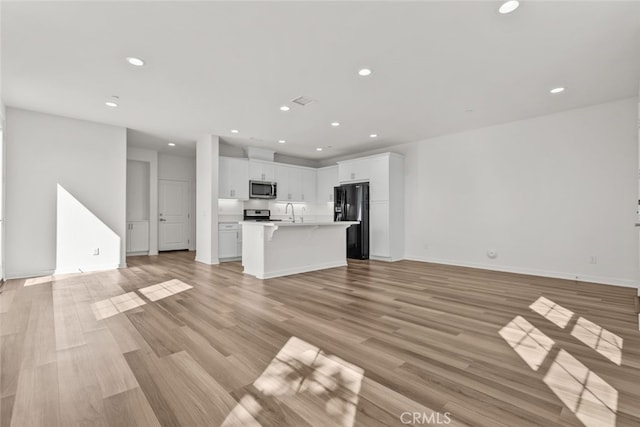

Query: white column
[195,134,219,264]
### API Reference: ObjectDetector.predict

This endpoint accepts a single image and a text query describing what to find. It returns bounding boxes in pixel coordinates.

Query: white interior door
[159,180,189,251]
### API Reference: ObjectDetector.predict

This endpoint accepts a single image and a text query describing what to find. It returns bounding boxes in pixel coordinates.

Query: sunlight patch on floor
[90,292,146,320]
[543,349,617,427]
[499,315,554,371]
[529,296,574,329]
[570,317,623,366]
[502,294,622,427]
[24,275,54,287]
[222,336,365,427]
[138,279,193,302]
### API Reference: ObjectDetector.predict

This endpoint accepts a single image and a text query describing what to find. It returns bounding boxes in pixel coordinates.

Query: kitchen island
[240,221,359,279]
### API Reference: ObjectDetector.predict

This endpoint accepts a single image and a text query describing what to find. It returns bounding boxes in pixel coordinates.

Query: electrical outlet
[589,256,597,264]
[93,248,100,256]
[423,243,429,251]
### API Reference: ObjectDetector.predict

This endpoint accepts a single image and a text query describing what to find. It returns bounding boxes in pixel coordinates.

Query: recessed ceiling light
[231,129,239,134]
[369,134,378,138]
[278,140,286,144]
[279,106,290,112]
[550,87,565,94]
[316,147,323,151]
[168,142,176,147]
[331,122,340,127]
[105,101,118,108]
[358,68,372,77]
[498,0,520,14]
[126,57,145,66]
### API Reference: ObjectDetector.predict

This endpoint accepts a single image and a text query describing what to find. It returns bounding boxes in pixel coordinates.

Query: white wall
[56,185,121,274]
[159,153,196,251]
[5,108,127,278]
[127,147,158,255]
[397,98,639,287]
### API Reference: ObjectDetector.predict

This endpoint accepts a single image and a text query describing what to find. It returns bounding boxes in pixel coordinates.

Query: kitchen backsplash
[218,198,333,223]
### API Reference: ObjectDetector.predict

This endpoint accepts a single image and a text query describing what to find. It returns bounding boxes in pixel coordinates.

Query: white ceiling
[3,1,640,160]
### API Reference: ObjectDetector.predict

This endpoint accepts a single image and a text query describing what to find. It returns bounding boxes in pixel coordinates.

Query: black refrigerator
[334,183,369,259]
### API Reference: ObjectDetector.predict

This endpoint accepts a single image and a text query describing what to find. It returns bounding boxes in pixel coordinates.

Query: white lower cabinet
[369,201,390,258]
[219,223,242,260]
[126,221,149,253]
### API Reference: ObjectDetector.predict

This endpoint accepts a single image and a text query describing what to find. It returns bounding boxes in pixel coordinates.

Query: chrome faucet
[285,203,295,223]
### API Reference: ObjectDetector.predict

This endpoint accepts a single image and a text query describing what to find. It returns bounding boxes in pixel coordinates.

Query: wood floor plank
[1,334,24,399]
[85,327,140,398]
[103,387,160,427]
[52,287,86,351]
[1,252,639,426]
[9,361,60,427]
[1,394,15,427]
[56,345,108,426]
[156,350,239,426]
[122,350,183,427]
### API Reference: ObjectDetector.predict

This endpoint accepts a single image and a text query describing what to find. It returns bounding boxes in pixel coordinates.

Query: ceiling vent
[291,96,315,107]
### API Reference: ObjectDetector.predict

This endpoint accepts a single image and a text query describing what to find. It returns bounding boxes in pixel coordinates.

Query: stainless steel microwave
[249,180,277,199]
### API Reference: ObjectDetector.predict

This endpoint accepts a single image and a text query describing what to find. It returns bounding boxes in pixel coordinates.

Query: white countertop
[239,221,359,227]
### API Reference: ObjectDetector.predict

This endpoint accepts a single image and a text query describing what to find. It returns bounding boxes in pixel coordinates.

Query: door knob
[160,218,167,222]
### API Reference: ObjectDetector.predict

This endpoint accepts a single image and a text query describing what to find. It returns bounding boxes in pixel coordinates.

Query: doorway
[159,179,190,251]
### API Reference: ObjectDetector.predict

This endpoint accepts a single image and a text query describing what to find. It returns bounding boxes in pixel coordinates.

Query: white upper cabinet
[300,168,316,203]
[219,157,249,200]
[316,165,339,203]
[338,158,371,183]
[287,167,303,201]
[275,164,314,202]
[249,160,276,182]
[275,164,291,201]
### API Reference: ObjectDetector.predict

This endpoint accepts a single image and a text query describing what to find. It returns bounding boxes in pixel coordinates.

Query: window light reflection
[529,296,574,329]
[571,317,623,366]
[222,336,365,427]
[543,349,617,427]
[499,315,554,371]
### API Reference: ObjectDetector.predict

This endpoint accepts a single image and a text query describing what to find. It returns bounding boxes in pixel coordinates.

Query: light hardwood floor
[1,251,639,426]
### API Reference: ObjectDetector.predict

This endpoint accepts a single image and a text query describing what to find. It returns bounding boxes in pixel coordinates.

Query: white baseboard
[370,255,404,262]
[126,251,149,256]
[5,269,55,280]
[403,254,640,289]
[55,263,120,276]
[246,261,347,280]
[195,257,220,265]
